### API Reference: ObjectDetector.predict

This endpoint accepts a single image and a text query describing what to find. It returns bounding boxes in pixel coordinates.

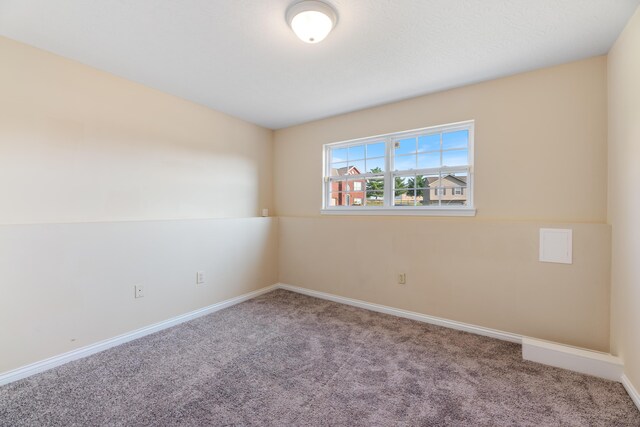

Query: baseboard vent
[0,284,278,386]
[522,337,623,382]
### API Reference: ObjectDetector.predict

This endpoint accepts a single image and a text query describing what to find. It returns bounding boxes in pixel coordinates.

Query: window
[322,121,474,216]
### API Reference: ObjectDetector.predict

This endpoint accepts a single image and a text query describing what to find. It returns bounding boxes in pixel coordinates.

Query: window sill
[320,207,477,217]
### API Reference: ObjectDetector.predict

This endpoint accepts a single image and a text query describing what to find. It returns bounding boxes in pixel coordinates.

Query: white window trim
[321,120,476,216]
[320,207,476,217]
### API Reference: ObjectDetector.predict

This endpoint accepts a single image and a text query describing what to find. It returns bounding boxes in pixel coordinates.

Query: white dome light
[286,1,338,44]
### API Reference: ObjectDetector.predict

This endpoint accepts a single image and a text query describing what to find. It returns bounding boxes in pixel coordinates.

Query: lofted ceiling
[0,0,638,129]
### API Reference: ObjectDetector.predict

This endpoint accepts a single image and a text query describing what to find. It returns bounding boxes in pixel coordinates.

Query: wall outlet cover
[196,271,205,285]
[134,285,144,298]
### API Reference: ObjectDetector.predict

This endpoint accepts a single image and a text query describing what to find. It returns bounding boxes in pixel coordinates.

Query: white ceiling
[1,0,638,129]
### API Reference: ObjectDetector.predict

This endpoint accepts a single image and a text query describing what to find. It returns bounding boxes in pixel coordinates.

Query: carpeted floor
[1,289,638,426]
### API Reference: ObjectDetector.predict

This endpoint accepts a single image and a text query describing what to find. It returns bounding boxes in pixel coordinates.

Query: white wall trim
[0,284,278,386]
[522,337,623,382]
[3,282,632,395]
[621,375,640,412]
[275,283,522,343]
[320,208,477,217]
[276,283,631,385]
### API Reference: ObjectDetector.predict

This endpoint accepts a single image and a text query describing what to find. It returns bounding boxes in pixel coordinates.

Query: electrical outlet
[196,271,205,285]
[398,273,406,285]
[134,285,144,298]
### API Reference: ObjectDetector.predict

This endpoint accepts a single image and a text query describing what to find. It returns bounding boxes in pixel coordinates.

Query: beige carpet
[1,289,638,426]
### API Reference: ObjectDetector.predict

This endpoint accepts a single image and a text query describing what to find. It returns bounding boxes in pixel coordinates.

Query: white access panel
[539,228,573,264]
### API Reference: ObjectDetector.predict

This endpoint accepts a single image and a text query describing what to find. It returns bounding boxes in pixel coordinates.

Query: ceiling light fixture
[286,0,338,44]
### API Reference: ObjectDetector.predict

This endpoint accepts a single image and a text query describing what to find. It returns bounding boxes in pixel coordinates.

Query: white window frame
[321,120,475,216]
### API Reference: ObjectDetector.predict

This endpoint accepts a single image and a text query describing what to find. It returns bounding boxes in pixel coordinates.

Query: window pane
[422,188,441,206]
[443,199,466,206]
[440,172,468,206]
[394,138,416,155]
[412,188,428,206]
[394,192,415,206]
[395,154,416,171]
[365,177,385,192]
[329,192,348,206]
[331,147,347,163]
[413,174,430,188]
[418,134,440,152]
[366,142,385,158]
[366,157,385,173]
[348,179,366,207]
[442,149,468,167]
[330,179,347,193]
[441,186,467,206]
[351,196,364,206]
[330,162,348,176]
[449,186,467,201]
[417,152,440,169]
[442,130,468,150]
[365,191,384,206]
[442,172,468,206]
[446,171,468,186]
[423,173,442,206]
[394,176,411,197]
[348,160,366,175]
[393,176,416,206]
[348,144,365,160]
[346,180,363,192]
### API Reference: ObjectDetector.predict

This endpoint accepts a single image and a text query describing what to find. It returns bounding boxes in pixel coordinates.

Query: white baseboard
[621,374,640,411]
[2,282,631,395]
[275,283,522,343]
[276,283,629,385]
[0,284,278,386]
[522,337,623,382]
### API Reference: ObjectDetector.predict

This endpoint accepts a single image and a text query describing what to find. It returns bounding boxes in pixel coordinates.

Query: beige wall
[608,7,640,393]
[275,57,607,222]
[0,32,618,373]
[274,57,611,351]
[0,36,273,224]
[0,37,277,374]
[0,218,278,373]
[279,217,610,351]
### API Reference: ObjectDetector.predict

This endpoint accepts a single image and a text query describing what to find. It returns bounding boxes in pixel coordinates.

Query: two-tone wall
[0,37,278,374]
[0,33,622,379]
[274,57,612,352]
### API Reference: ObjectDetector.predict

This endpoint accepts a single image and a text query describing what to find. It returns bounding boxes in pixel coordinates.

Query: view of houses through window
[324,121,473,211]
